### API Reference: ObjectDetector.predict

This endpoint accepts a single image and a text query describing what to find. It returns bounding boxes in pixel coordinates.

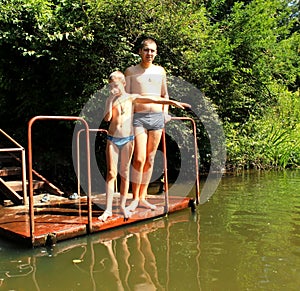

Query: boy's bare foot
[126,200,139,212]
[98,210,112,222]
[120,206,132,221]
[139,199,157,210]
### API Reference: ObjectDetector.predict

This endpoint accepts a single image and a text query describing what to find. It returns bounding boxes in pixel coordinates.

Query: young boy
[98,71,190,222]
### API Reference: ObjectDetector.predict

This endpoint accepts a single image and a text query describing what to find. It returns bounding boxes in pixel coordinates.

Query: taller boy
[125,38,169,211]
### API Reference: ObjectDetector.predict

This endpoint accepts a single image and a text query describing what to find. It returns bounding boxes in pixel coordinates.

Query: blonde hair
[109,71,125,83]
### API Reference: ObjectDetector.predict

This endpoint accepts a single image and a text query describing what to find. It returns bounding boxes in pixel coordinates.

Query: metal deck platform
[0,193,192,247]
[0,115,199,247]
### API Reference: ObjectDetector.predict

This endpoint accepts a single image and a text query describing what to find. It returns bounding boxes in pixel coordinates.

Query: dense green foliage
[0,0,299,178]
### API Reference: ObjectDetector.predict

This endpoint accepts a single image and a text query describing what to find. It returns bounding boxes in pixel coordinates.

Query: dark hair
[139,37,157,49]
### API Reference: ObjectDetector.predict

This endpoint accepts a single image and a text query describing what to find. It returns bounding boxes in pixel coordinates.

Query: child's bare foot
[98,210,112,222]
[139,199,157,210]
[120,206,132,221]
[126,200,139,212]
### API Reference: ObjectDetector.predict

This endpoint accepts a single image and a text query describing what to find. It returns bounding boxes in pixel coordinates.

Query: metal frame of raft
[0,115,199,247]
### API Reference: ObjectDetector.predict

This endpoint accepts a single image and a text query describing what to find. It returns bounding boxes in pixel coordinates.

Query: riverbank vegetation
[0,0,299,176]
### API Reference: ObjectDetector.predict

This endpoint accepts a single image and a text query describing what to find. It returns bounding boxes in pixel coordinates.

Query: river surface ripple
[0,169,299,291]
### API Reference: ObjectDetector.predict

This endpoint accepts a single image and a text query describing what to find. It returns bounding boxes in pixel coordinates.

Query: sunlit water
[0,169,299,291]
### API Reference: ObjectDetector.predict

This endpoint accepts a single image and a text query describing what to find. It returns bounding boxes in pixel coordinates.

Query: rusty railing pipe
[28,116,91,245]
[170,117,200,205]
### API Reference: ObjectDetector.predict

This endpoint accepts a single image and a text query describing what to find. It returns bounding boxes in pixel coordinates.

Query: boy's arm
[104,95,115,121]
[133,95,191,110]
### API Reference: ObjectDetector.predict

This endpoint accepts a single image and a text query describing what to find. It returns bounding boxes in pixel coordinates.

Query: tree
[0,0,299,174]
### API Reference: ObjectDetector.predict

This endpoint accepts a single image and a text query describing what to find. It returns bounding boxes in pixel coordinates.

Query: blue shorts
[107,135,134,149]
[133,112,165,131]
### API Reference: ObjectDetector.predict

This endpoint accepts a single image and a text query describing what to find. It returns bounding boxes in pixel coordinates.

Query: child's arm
[133,95,191,110]
[104,95,115,122]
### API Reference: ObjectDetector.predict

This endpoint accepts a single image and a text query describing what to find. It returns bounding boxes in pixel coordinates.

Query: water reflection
[0,210,201,291]
[198,169,300,291]
[95,232,163,290]
[1,170,300,290]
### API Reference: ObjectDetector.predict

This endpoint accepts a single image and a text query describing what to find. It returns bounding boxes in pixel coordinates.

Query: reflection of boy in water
[98,71,190,222]
[100,231,163,291]
[125,38,170,212]
[128,233,163,290]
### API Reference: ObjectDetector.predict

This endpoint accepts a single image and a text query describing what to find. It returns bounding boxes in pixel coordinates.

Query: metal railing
[167,117,200,205]
[0,128,27,204]
[76,128,108,196]
[27,116,92,245]
[27,115,200,244]
[76,127,172,216]
[76,117,200,217]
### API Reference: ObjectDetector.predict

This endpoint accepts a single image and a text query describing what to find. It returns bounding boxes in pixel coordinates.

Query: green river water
[0,169,299,291]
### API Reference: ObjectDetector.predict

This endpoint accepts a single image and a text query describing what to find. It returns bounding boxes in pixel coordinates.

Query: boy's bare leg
[119,141,134,219]
[128,129,162,211]
[120,195,132,219]
[98,142,118,222]
[138,171,157,210]
[126,129,147,212]
[138,129,162,210]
